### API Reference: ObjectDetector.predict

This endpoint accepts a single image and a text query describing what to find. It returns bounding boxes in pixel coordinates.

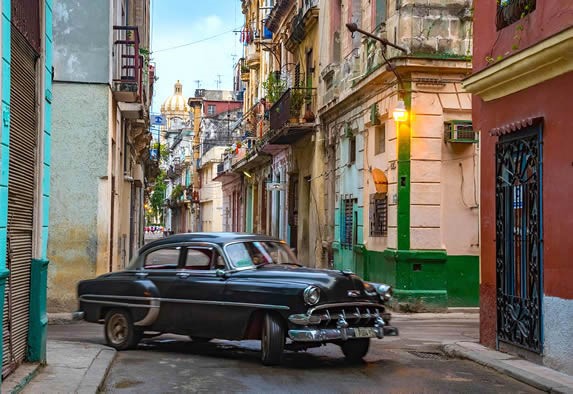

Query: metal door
[495,126,543,353]
[2,26,39,376]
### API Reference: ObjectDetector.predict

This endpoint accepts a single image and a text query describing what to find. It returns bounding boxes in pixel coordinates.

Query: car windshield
[225,241,299,269]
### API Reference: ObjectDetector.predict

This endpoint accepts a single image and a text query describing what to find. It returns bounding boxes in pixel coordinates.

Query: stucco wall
[48,82,110,312]
[543,296,573,375]
[53,0,110,83]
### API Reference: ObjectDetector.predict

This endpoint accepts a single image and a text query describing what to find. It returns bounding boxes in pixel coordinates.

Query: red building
[464,1,573,374]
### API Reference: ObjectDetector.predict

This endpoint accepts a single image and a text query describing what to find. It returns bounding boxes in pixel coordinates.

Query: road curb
[443,342,573,393]
[2,363,41,393]
[47,312,84,325]
[77,347,117,393]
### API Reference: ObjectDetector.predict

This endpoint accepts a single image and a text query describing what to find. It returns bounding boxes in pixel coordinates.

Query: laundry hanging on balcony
[240,26,255,45]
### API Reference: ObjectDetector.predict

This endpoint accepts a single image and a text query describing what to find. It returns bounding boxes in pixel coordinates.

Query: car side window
[184,248,212,270]
[144,247,181,269]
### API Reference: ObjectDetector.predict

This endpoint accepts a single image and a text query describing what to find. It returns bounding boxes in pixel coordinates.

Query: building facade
[320,0,477,309]
[464,0,573,375]
[49,0,155,311]
[217,0,478,309]
[0,0,52,382]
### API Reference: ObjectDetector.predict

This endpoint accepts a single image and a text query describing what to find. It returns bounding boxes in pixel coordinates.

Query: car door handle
[136,272,148,279]
[176,272,190,279]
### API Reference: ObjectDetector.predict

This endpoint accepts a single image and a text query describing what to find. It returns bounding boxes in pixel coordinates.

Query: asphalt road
[48,316,541,393]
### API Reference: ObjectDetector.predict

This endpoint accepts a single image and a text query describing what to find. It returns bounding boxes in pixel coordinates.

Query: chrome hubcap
[107,313,128,345]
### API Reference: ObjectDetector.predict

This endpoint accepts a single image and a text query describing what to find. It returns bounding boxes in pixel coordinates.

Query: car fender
[78,276,160,326]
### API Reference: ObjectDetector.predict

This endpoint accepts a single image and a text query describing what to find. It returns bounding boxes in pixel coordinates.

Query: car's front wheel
[340,338,370,363]
[104,309,142,350]
[261,313,284,366]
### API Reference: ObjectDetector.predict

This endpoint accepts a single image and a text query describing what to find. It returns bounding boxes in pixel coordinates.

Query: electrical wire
[152,26,242,53]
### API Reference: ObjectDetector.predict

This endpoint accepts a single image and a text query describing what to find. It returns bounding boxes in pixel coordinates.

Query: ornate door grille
[495,126,542,353]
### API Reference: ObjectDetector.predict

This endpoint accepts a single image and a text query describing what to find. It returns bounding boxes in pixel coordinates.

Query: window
[349,135,356,164]
[208,104,216,116]
[184,248,213,270]
[144,247,180,269]
[370,193,388,237]
[375,124,386,155]
[374,0,387,28]
[341,198,356,247]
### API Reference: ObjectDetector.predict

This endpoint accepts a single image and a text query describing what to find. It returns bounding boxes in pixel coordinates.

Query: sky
[150,0,243,114]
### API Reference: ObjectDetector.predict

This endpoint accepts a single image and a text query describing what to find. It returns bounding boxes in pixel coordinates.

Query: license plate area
[353,327,375,338]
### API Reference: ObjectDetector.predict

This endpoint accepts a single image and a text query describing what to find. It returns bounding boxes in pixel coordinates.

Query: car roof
[139,232,281,253]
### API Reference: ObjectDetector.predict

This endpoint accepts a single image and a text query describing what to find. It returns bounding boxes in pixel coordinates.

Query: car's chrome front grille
[310,304,387,328]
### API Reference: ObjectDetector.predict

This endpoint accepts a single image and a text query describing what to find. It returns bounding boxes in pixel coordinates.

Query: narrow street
[48,316,540,393]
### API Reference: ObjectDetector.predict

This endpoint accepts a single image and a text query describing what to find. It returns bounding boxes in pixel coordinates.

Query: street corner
[442,342,573,393]
[19,341,117,394]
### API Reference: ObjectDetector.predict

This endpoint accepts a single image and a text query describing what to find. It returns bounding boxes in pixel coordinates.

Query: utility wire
[152,26,242,53]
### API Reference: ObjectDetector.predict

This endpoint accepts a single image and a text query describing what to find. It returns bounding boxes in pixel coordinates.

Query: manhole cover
[408,351,449,360]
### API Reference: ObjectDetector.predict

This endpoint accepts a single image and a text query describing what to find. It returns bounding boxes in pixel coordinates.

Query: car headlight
[376,284,393,301]
[303,286,320,305]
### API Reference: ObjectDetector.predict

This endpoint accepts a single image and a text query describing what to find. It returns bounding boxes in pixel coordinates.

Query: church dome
[161,80,190,114]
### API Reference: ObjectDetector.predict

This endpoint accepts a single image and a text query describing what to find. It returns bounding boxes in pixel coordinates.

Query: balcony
[266,0,295,33]
[267,87,317,145]
[112,26,143,103]
[238,58,250,81]
[245,42,260,69]
[285,0,319,52]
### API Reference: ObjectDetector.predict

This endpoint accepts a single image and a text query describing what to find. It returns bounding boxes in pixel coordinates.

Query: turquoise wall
[0,0,53,375]
[333,132,364,273]
[0,0,12,380]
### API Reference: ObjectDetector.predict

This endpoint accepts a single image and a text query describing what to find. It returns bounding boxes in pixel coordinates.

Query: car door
[140,245,184,330]
[171,244,229,338]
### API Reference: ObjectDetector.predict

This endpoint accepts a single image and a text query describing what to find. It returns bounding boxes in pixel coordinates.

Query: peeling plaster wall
[48,83,110,312]
[543,296,573,375]
[53,0,111,83]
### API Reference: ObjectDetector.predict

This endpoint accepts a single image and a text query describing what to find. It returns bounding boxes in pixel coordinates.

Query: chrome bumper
[288,325,399,342]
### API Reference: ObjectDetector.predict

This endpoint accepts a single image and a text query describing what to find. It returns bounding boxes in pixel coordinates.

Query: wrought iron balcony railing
[269,87,317,131]
[112,26,142,103]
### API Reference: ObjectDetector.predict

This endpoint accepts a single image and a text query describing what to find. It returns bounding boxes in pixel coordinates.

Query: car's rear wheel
[104,309,142,350]
[340,338,370,363]
[261,313,284,366]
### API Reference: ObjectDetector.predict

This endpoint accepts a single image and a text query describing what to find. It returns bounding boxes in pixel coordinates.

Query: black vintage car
[78,233,398,365]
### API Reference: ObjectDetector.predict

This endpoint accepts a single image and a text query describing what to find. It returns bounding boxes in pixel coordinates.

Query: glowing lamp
[393,100,408,122]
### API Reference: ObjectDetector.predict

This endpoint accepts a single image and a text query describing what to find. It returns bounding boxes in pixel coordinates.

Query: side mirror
[215,269,227,278]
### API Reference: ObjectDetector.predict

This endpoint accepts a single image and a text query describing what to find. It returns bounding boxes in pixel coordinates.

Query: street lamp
[393,100,408,122]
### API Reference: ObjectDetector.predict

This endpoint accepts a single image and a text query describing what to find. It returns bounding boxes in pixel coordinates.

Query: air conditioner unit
[444,121,477,143]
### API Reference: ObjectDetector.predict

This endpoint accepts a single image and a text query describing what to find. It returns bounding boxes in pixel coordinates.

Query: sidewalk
[3,341,116,394]
[443,341,573,394]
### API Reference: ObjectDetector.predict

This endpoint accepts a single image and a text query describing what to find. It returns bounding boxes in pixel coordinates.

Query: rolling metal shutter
[2,26,38,377]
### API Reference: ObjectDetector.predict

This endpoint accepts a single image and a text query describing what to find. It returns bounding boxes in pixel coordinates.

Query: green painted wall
[364,248,478,308]
[445,255,479,307]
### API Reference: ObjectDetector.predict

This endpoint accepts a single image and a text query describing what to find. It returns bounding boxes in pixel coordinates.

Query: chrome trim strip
[79,294,289,311]
[159,297,290,310]
[134,299,161,326]
[307,302,386,314]
[79,296,159,309]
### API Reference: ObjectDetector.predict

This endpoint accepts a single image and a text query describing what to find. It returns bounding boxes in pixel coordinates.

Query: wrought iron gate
[495,126,542,353]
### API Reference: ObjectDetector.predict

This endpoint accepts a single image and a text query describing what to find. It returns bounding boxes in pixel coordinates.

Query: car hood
[228,265,374,303]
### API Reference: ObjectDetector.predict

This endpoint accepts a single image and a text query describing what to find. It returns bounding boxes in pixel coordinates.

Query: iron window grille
[370,193,388,237]
[341,198,356,248]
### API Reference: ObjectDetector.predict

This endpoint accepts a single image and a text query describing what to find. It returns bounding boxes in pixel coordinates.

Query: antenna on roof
[194,80,201,89]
